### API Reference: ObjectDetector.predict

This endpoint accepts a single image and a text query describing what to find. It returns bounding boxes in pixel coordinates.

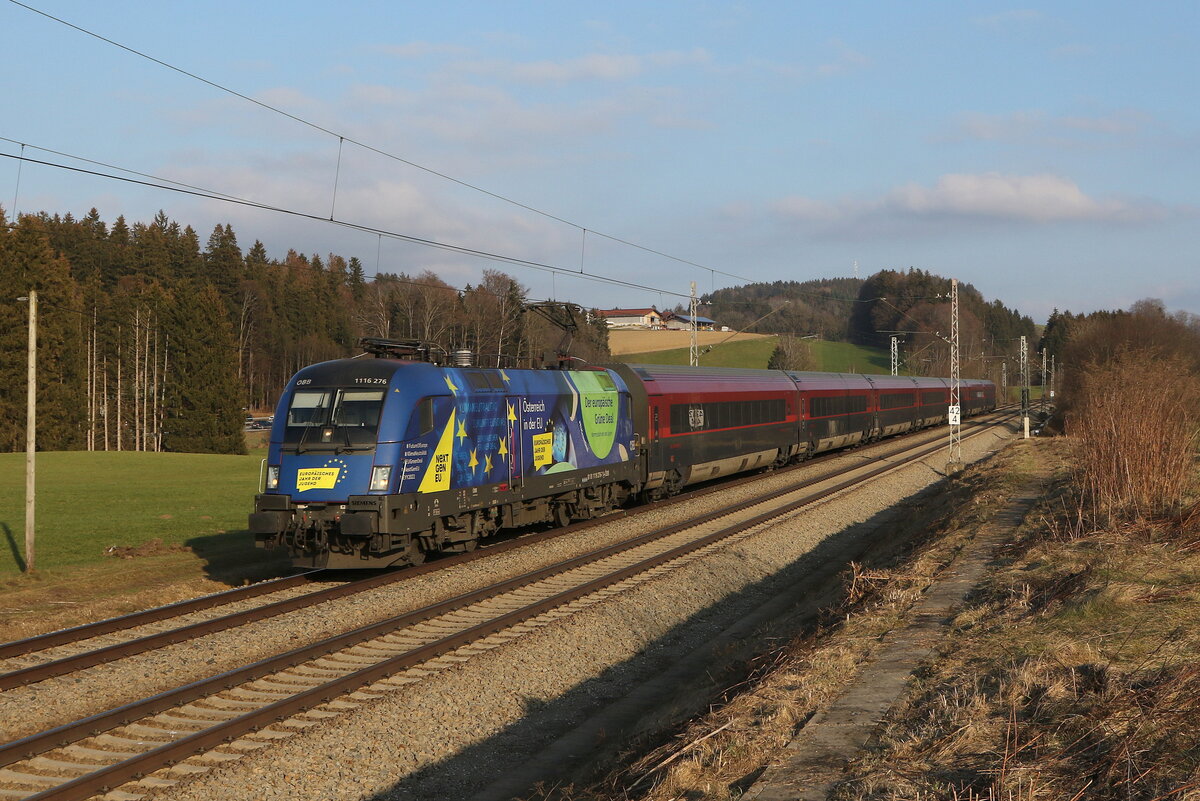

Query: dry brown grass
[547,440,1200,801]
[544,442,1046,801]
[607,329,771,355]
[1068,348,1200,521]
[831,445,1200,801]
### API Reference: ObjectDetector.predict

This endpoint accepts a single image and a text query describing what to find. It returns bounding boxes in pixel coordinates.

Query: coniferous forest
[3,208,1081,457]
[0,208,610,455]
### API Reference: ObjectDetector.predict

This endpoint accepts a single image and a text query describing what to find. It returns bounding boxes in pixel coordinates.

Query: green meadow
[620,336,895,373]
[0,450,268,577]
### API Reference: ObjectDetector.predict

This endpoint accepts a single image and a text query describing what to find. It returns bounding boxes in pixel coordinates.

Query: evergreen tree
[0,214,86,450]
[204,223,242,299]
[347,256,366,299]
[162,282,246,454]
[245,240,269,273]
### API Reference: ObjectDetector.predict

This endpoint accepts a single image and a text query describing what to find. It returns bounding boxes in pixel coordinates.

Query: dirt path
[743,472,1049,799]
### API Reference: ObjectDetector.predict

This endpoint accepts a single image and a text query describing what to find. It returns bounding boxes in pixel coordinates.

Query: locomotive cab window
[287,390,334,427]
[332,390,386,429]
[284,388,386,449]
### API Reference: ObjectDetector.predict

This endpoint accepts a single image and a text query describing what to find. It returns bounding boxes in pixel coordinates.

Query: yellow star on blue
[456,419,468,444]
[444,375,459,394]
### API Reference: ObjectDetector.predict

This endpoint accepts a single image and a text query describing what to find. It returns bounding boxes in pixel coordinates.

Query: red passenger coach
[961,379,997,414]
[606,363,997,504]
[788,372,874,453]
[607,364,802,497]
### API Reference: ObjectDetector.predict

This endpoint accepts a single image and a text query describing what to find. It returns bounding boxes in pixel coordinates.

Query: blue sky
[2,1,1197,322]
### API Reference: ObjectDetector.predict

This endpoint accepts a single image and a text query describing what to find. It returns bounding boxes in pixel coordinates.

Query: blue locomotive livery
[251,350,638,568]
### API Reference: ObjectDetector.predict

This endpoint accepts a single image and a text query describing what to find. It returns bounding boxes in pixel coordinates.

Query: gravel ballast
[139,419,1020,801]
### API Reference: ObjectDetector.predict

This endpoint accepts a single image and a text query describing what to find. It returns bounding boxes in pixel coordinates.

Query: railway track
[0,410,1005,694]
[0,411,1014,801]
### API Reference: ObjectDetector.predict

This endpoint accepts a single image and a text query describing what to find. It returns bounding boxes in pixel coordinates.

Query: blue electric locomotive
[250,348,639,568]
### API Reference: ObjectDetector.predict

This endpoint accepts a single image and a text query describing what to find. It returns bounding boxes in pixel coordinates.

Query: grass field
[809,340,892,373]
[620,337,780,368]
[619,336,895,373]
[0,449,273,579]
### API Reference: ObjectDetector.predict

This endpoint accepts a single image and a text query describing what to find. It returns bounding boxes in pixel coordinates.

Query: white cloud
[955,111,1045,141]
[507,53,644,83]
[772,172,1164,229]
[379,42,471,59]
[887,173,1140,222]
[816,40,871,77]
[754,40,871,81]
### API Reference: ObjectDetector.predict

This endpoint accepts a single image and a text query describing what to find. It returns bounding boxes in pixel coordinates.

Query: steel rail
[1,411,1014,795]
[0,410,1007,689]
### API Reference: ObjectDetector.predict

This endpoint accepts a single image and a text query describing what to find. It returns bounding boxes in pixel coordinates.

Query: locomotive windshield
[284,388,386,451]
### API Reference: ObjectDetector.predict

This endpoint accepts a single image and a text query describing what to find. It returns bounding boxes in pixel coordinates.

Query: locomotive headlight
[266,465,280,490]
[370,465,393,492]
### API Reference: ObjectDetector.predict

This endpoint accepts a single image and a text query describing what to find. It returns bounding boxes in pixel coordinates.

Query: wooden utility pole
[20,289,37,572]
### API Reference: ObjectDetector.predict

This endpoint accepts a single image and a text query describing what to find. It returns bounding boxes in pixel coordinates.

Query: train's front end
[250,356,430,568]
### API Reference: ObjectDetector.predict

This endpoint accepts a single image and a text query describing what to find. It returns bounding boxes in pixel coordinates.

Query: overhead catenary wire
[1,142,983,359]
[0,149,694,301]
[6,0,759,287]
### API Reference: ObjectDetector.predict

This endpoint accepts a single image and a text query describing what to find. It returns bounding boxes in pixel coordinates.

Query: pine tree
[347,256,366,299]
[162,282,246,454]
[204,223,242,300]
[0,214,86,450]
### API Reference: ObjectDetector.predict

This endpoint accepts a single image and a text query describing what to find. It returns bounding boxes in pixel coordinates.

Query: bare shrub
[767,334,817,371]
[1067,349,1200,520]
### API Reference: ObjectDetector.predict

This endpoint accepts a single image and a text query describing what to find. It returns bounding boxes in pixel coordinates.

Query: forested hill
[704,277,865,339]
[846,269,1035,350]
[705,270,1037,377]
[0,208,607,455]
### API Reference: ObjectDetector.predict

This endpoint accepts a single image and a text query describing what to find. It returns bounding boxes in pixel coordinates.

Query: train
[250,339,996,569]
